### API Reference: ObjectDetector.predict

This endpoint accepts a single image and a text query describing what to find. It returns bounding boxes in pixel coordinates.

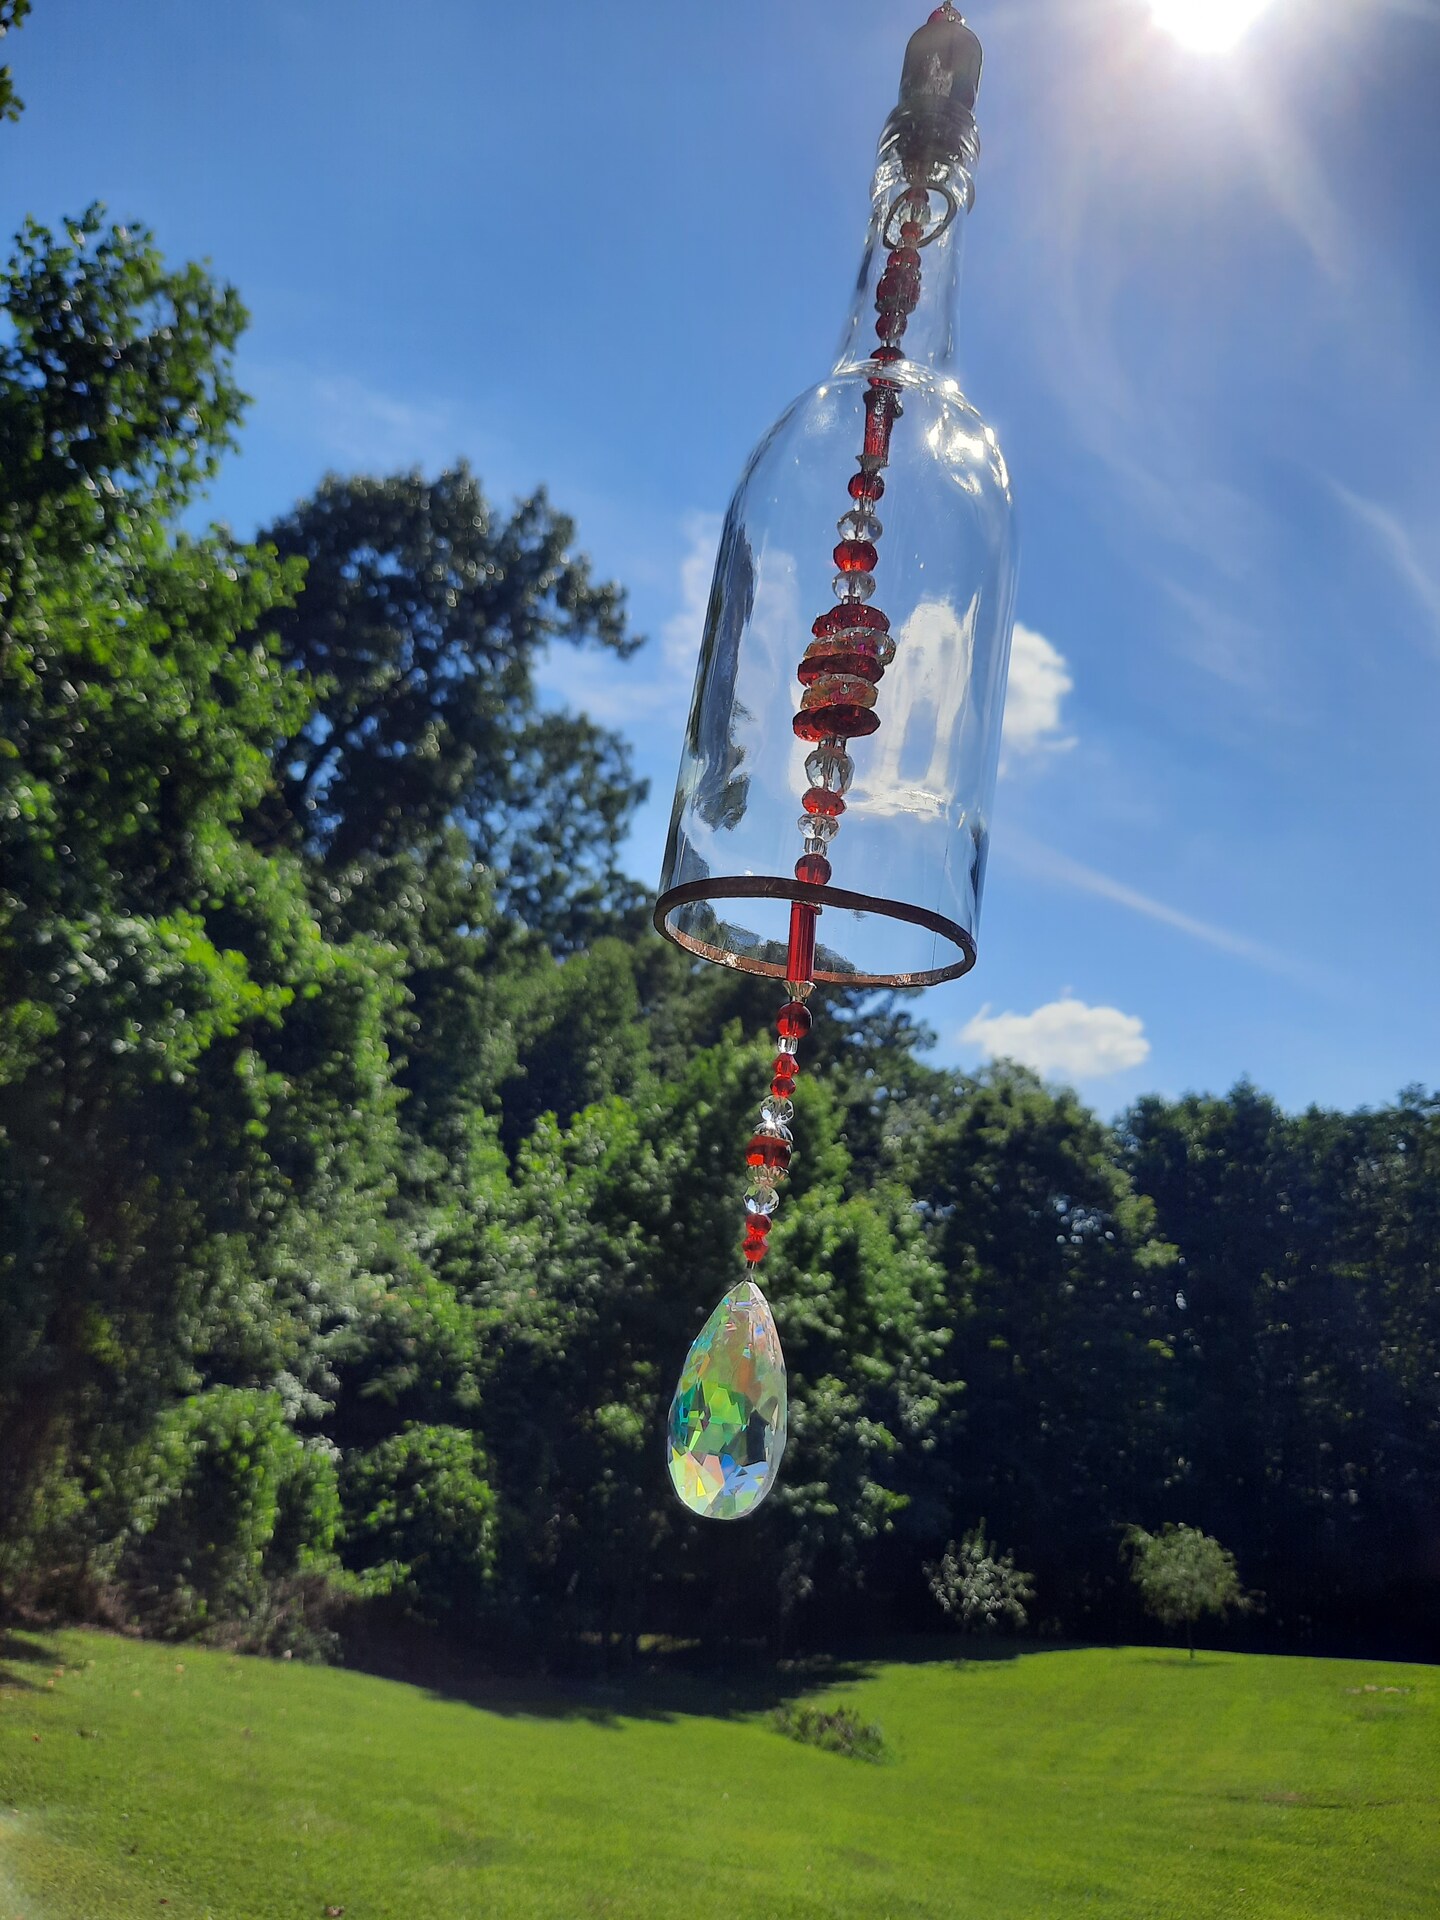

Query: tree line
[1,210,1436,1662]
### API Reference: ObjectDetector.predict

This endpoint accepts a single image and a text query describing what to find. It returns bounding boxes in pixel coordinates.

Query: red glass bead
[795,853,832,886]
[746,1133,793,1173]
[812,603,889,640]
[798,643,883,687]
[743,1240,769,1265]
[802,675,877,714]
[777,1000,813,1041]
[745,1210,772,1236]
[834,539,879,575]
[794,704,882,743]
[901,220,923,243]
[888,246,921,271]
[787,899,817,986]
[848,470,885,503]
[877,263,920,311]
[875,310,908,344]
[801,785,846,816]
[771,1062,799,1092]
[863,388,901,461]
[872,344,904,364]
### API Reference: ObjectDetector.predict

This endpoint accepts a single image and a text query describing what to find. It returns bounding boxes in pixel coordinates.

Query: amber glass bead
[776,1001,813,1041]
[795,703,881,743]
[802,676,877,714]
[848,470,885,503]
[795,853,832,886]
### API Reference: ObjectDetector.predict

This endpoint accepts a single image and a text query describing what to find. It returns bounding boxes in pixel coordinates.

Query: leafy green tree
[255,468,647,954]
[0,212,404,1568]
[926,1521,1035,1633]
[341,1425,498,1617]
[0,2,30,124]
[1124,1522,1246,1657]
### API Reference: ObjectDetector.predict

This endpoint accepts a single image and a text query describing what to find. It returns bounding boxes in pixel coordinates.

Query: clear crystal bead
[775,1035,800,1057]
[755,1116,793,1143]
[837,508,882,542]
[875,633,896,666]
[666,1280,788,1520]
[833,570,876,603]
[805,746,854,793]
[798,813,840,846]
[761,1095,795,1126]
[744,1179,780,1216]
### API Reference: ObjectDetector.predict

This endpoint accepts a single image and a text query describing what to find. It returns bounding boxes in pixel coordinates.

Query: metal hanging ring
[883,181,959,251]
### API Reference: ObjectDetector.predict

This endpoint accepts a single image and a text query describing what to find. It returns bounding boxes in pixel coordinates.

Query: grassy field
[1,1629,1435,1919]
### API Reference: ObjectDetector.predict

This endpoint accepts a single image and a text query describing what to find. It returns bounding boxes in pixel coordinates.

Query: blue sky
[6,0,1438,1113]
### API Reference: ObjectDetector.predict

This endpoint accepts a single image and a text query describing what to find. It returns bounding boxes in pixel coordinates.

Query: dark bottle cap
[882,5,983,175]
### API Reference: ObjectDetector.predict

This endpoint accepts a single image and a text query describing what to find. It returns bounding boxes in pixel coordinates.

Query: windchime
[655,5,1018,1519]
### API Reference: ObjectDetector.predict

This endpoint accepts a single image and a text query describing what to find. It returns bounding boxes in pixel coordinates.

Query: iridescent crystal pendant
[667,1281,788,1520]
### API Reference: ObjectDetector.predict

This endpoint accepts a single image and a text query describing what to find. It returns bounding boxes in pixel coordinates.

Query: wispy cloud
[1004,825,1325,986]
[246,363,463,472]
[961,994,1151,1080]
[1002,621,1075,769]
[1330,482,1440,659]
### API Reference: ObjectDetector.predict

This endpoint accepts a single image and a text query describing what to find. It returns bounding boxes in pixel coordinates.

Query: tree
[255,468,647,954]
[0,2,31,125]
[0,213,405,1578]
[926,1522,1035,1634]
[1124,1523,1246,1658]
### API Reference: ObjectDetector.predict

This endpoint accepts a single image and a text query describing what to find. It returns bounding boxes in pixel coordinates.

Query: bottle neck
[832,137,976,380]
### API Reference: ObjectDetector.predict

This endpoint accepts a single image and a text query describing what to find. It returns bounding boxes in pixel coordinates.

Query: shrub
[1123,1522,1247,1657]
[926,1521,1035,1633]
[341,1423,496,1617]
[770,1702,887,1762]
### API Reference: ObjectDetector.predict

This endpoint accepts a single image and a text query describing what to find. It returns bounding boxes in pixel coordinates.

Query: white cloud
[961,996,1151,1081]
[1330,482,1440,660]
[1001,621,1075,767]
[247,363,460,471]
[661,512,723,679]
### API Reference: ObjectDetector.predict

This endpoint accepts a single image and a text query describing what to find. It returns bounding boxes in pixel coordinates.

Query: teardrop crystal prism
[666,1280,788,1520]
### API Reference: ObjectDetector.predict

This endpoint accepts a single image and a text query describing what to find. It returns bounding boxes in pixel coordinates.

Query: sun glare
[1149,0,1276,53]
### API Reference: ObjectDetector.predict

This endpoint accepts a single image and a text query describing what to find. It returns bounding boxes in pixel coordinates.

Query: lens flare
[1149,0,1276,53]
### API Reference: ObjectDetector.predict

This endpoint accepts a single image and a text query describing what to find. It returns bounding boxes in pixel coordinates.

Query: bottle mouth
[880,5,983,181]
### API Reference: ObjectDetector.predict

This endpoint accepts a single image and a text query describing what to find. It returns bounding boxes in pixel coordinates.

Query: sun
[1149,0,1277,53]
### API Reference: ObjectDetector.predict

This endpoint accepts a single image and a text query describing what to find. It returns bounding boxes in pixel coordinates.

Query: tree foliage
[1124,1523,1247,1657]
[1,202,1437,1662]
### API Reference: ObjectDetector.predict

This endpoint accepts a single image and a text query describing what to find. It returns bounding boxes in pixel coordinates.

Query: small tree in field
[1124,1524,1246,1658]
[927,1522,1035,1634]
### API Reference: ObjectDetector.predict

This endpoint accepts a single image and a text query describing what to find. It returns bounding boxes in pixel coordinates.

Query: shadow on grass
[339,1625,1086,1728]
[0,1630,62,1691]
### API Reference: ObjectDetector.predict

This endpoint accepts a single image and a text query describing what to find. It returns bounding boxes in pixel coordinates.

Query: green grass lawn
[1,1629,1435,1919]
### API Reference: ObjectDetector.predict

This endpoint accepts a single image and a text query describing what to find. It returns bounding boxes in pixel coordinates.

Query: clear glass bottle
[655,6,1018,988]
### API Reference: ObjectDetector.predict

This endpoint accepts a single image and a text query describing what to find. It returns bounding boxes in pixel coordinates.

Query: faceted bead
[743,1240,768,1266]
[761,1095,795,1126]
[875,310,908,343]
[744,1179,780,1216]
[796,703,881,743]
[747,1133,793,1175]
[833,570,876,603]
[872,343,905,365]
[812,603,889,640]
[801,830,836,855]
[798,642,883,687]
[801,786,846,816]
[802,676,877,715]
[877,262,921,310]
[795,853,832,886]
[777,1000,813,1040]
[771,1062,799,1093]
[888,245,921,271]
[805,745,855,793]
[744,1211,772,1239]
[667,1280,787,1520]
[875,633,897,667]
[848,470,885,503]
[838,508,881,542]
[776,1033,801,1057]
[834,539,879,574]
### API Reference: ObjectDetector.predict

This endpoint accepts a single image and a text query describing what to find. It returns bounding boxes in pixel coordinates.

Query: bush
[1124,1523,1247,1657]
[770,1702,887,1762]
[122,1388,339,1635]
[926,1521,1035,1633]
[341,1423,496,1617]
